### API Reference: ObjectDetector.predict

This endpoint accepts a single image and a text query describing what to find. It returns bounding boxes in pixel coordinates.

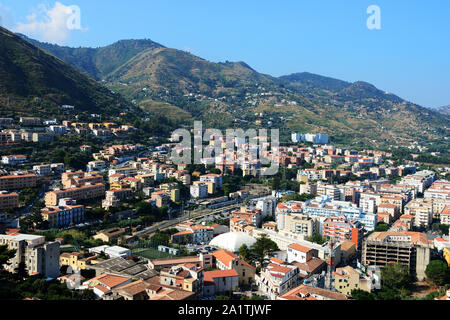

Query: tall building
[404,199,433,228]
[362,231,432,281]
[0,234,60,278]
[302,196,377,231]
[322,215,363,249]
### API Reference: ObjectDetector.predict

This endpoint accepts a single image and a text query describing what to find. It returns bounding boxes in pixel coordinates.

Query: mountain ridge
[9,31,450,147]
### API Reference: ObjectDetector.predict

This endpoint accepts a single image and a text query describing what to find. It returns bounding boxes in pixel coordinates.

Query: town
[0,115,449,301]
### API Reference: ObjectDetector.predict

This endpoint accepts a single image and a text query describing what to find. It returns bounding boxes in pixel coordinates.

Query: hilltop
[0,27,137,120]
[10,33,450,147]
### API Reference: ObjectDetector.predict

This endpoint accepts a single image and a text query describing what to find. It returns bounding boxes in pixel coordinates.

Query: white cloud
[13,2,86,45]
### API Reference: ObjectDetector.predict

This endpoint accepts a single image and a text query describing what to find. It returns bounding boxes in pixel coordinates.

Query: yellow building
[160,183,180,202]
[444,247,450,267]
[60,252,97,270]
[333,266,372,296]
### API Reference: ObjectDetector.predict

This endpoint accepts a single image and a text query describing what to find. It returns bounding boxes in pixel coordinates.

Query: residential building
[212,249,255,286]
[333,266,373,296]
[2,155,27,165]
[190,182,208,199]
[80,273,131,299]
[41,198,85,228]
[278,284,348,300]
[0,191,19,210]
[322,215,363,249]
[203,270,239,297]
[93,227,127,243]
[33,164,52,176]
[302,196,377,231]
[0,234,60,278]
[405,198,433,228]
[0,173,37,190]
[255,259,301,300]
[45,183,105,206]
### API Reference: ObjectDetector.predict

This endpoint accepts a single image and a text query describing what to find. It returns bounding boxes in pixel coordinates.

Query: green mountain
[14,33,450,148]
[0,27,136,120]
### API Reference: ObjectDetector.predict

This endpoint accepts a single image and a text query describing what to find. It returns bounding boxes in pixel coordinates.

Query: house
[2,155,27,165]
[93,228,127,244]
[333,266,373,296]
[212,249,255,286]
[80,273,131,299]
[255,259,301,300]
[278,284,348,300]
[203,269,239,297]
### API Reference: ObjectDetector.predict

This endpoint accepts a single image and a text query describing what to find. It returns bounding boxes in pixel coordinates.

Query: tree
[238,244,252,263]
[14,262,28,281]
[270,176,281,192]
[250,234,279,267]
[306,234,327,245]
[381,263,412,290]
[374,223,389,232]
[350,289,376,300]
[0,245,16,271]
[425,260,449,286]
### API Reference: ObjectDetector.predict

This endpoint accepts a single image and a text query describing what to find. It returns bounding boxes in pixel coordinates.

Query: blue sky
[0,0,449,109]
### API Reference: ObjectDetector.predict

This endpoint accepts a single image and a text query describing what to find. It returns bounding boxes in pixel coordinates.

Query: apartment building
[200,173,223,188]
[87,160,107,172]
[405,198,433,228]
[41,198,85,229]
[19,117,41,126]
[333,265,373,296]
[159,263,204,296]
[440,206,450,225]
[424,180,450,216]
[171,226,214,245]
[190,182,209,199]
[232,207,263,228]
[276,205,319,239]
[62,171,104,188]
[362,231,432,280]
[302,196,377,231]
[33,164,52,176]
[0,173,37,190]
[255,259,301,300]
[400,170,436,194]
[0,233,60,278]
[0,191,19,210]
[45,183,105,206]
[102,189,133,210]
[32,132,54,143]
[322,215,363,249]
[2,155,27,165]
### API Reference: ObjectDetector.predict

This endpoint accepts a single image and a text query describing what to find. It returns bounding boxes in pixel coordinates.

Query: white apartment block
[200,174,223,188]
[33,164,52,176]
[0,234,60,278]
[405,198,433,228]
[255,259,301,300]
[190,182,209,199]
[400,170,436,194]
